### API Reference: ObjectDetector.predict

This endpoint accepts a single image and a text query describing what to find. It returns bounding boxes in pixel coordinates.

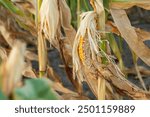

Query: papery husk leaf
[73,11,111,99]
[40,0,59,44]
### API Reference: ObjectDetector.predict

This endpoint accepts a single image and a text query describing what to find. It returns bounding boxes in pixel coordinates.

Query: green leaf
[14,78,58,100]
[0,91,7,100]
[0,0,24,16]
[100,40,108,64]
[107,33,124,70]
[103,0,110,9]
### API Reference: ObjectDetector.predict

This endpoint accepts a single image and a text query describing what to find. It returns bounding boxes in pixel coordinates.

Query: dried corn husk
[39,0,82,92]
[73,11,112,99]
[39,0,59,46]
[73,0,150,100]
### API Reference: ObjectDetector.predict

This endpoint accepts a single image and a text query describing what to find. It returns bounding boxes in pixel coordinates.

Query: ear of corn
[78,36,85,63]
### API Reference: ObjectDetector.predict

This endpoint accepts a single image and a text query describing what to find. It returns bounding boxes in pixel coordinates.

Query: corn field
[0,0,150,100]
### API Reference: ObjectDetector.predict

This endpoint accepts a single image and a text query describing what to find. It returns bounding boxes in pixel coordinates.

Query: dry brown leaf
[51,82,88,100]
[47,66,61,82]
[0,20,14,46]
[22,62,37,78]
[12,0,36,15]
[124,66,150,76]
[110,1,150,10]
[0,41,26,95]
[110,9,150,66]
[59,0,76,44]
[0,6,37,46]
[0,46,7,61]
[25,50,38,61]
[106,64,150,99]
[0,33,9,47]
[83,66,121,100]
[106,21,150,41]
[135,28,150,41]
[51,82,77,94]
[59,0,76,66]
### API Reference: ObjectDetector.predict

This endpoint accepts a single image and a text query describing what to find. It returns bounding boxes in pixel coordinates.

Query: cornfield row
[0,0,150,100]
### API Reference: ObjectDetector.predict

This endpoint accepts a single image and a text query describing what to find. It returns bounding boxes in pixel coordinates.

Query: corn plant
[0,0,150,100]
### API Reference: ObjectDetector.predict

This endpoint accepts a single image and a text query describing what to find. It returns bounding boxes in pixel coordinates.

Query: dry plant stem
[90,0,106,100]
[38,0,42,12]
[38,33,47,77]
[77,0,81,28]
[132,52,147,91]
[98,78,105,100]
[37,0,47,77]
[135,63,147,91]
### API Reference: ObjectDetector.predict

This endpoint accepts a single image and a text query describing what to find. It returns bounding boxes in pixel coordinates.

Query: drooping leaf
[111,9,150,66]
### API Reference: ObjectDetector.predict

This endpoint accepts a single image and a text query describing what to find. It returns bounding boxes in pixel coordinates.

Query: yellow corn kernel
[78,36,85,62]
